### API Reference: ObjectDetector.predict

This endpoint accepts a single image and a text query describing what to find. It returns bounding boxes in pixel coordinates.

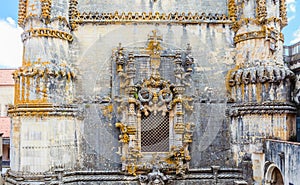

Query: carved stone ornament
[113,30,195,177]
[139,166,173,185]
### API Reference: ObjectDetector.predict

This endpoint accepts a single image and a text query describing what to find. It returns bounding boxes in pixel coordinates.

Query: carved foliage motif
[114,31,195,177]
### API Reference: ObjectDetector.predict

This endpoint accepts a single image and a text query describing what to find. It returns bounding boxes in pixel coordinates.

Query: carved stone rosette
[113,30,195,178]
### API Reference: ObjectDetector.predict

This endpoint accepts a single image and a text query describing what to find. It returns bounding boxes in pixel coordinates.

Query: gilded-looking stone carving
[256,0,267,23]
[8,104,79,117]
[234,27,283,44]
[279,0,288,26]
[40,0,52,23]
[18,0,27,26]
[228,0,237,21]
[22,28,73,42]
[114,31,195,177]
[231,17,283,33]
[12,60,75,105]
[69,0,79,30]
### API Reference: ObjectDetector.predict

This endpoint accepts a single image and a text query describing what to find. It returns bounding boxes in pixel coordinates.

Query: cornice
[228,102,296,116]
[73,11,230,27]
[8,104,80,117]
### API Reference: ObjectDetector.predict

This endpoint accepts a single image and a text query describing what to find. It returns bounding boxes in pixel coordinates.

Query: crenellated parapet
[228,0,237,21]
[71,11,230,28]
[18,0,27,26]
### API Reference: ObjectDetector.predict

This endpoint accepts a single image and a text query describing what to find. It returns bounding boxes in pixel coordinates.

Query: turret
[227,1,296,184]
[15,0,74,105]
[8,0,79,173]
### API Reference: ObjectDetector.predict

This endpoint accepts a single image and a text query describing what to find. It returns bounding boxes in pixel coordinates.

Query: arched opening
[265,163,284,185]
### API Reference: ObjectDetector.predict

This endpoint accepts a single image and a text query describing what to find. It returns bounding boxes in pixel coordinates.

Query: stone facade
[5,0,300,185]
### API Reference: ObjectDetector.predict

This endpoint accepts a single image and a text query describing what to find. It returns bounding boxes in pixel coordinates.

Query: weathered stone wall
[265,140,300,185]
[10,116,81,172]
[7,0,297,184]
[77,0,228,14]
[73,23,236,171]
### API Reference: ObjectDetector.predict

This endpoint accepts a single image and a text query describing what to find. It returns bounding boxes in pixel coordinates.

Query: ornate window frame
[114,30,195,177]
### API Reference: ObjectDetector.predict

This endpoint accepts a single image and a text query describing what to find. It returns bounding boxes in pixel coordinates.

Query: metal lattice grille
[141,113,169,152]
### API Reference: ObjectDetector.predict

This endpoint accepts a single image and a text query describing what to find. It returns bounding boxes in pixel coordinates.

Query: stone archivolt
[113,31,195,178]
